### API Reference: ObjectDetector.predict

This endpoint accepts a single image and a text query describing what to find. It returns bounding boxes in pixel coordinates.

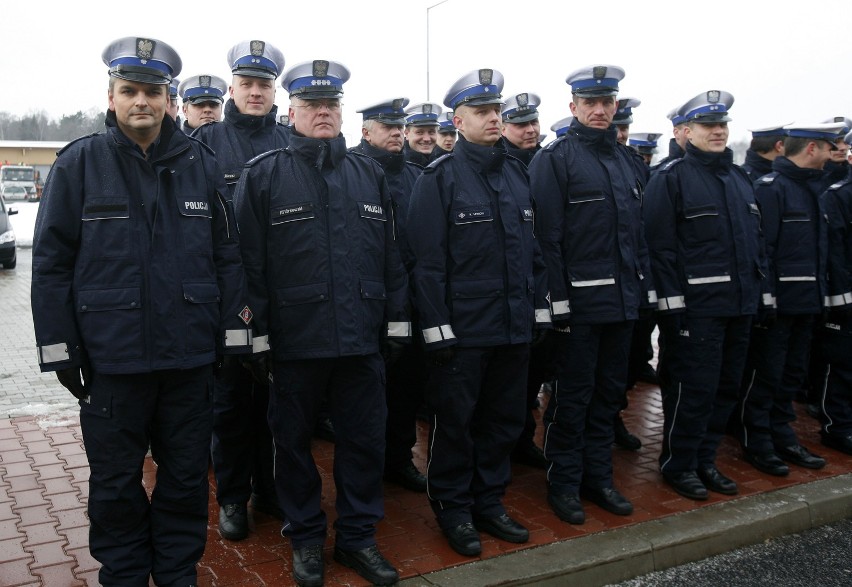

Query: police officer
[501,92,542,165]
[530,64,652,524]
[819,138,852,455]
[349,97,429,492]
[235,59,409,587]
[403,102,441,166]
[167,76,180,122]
[31,36,252,587]
[193,39,290,542]
[741,125,787,181]
[549,115,574,139]
[436,111,458,154]
[822,117,852,184]
[738,121,844,476]
[613,96,640,145]
[178,74,227,134]
[407,68,550,557]
[498,91,549,469]
[651,106,688,172]
[645,90,765,500]
[628,132,662,166]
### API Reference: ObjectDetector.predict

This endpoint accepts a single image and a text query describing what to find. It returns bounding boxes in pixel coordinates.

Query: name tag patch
[272,202,315,224]
[223,171,241,184]
[359,202,386,221]
[454,206,492,224]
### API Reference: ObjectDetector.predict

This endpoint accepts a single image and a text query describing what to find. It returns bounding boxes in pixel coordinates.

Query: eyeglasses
[295,100,342,112]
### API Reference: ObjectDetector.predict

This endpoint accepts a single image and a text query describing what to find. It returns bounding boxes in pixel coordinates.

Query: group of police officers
[29,35,852,587]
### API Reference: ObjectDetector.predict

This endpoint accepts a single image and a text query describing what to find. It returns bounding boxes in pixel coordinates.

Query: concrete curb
[399,474,852,586]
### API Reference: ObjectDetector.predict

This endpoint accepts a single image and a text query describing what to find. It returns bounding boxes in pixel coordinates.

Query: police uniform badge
[422,104,432,115]
[136,38,154,62]
[199,75,211,88]
[479,69,493,86]
[517,93,529,108]
[313,60,329,77]
[392,98,404,111]
[707,90,720,104]
[239,306,253,325]
[250,40,265,57]
[593,66,607,79]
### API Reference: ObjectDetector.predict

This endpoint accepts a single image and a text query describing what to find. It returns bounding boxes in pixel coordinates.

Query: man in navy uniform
[167,76,180,122]
[818,131,852,455]
[644,91,764,500]
[235,59,409,587]
[651,107,688,172]
[407,68,550,557]
[737,121,845,476]
[628,132,662,166]
[350,97,429,492]
[193,39,290,542]
[530,64,654,524]
[403,101,442,166]
[499,91,550,469]
[436,112,458,154]
[31,36,252,587]
[741,125,786,181]
[613,96,640,146]
[178,74,227,134]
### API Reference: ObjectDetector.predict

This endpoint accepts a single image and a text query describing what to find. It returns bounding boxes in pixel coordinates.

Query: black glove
[428,346,456,367]
[381,339,407,366]
[531,329,549,347]
[658,312,686,335]
[240,354,270,386]
[552,318,571,332]
[56,364,90,400]
[755,306,777,329]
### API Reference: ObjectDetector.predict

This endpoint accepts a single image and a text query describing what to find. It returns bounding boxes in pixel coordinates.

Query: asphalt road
[608,518,852,587]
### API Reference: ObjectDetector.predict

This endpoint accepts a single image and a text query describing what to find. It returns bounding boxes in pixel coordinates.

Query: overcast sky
[2,0,850,145]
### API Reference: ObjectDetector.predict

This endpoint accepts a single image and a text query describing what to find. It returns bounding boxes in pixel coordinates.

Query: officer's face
[672,123,689,149]
[230,75,275,116]
[830,138,849,164]
[183,100,223,129]
[686,122,729,153]
[364,122,404,153]
[108,79,168,138]
[454,104,503,146]
[405,125,438,154]
[502,119,541,150]
[570,96,617,129]
[616,124,630,145]
[438,131,457,151]
[289,98,343,139]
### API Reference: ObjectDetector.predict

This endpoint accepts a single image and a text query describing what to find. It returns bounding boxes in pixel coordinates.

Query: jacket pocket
[276,282,331,350]
[683,204,720,243]
[360,278,387,337]
[177,196,213,253]
[81,198,130,259]
[568,190,605,204]
[77,287,143,361]
[183,282,220,352]
[450,278,504,337]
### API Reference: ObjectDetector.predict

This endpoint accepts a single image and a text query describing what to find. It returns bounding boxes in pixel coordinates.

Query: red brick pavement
[1,384,850,586]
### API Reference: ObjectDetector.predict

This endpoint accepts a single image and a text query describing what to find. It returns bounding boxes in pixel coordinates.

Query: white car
[0,185,28,201]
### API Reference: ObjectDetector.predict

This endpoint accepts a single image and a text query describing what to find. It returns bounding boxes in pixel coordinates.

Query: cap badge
[250,40,265,57]
[422,104,432,115]
[517,93,529,107]
[478,69,493,85]
[136,38,154,62]
[392,98,403,110]
[199,75,211,88]
[593,66,607,79]
[313,60,329,77]
[707,90,720,104]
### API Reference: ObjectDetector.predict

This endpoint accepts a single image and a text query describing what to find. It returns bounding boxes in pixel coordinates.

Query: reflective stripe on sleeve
[686,275,731,285]
[422,324,456,344]
[224,329,252,347]
[535,309,552,323]
[387,321,411,338]
[38,343,69,365]
[825,292,852,307]
[762,293,777,308]
[658,296,685,311]
[647,289,658,304]
[551,299,570,315]
[252,335,270,353]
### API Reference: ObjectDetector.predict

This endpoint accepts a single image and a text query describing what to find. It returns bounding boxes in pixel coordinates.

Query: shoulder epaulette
[56,132,101,155]
[245,148,286,167]
[827,177,851,191]
[757,172,778,185]
[424,152,453,172]
[658,158,684,173]
[405,160,425,171]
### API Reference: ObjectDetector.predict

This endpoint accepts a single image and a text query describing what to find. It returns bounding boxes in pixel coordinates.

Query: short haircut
[783,136,810,157]
[750,135,783,153]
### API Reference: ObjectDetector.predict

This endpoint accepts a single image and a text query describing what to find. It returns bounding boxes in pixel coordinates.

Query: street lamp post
[426,0,449,101]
